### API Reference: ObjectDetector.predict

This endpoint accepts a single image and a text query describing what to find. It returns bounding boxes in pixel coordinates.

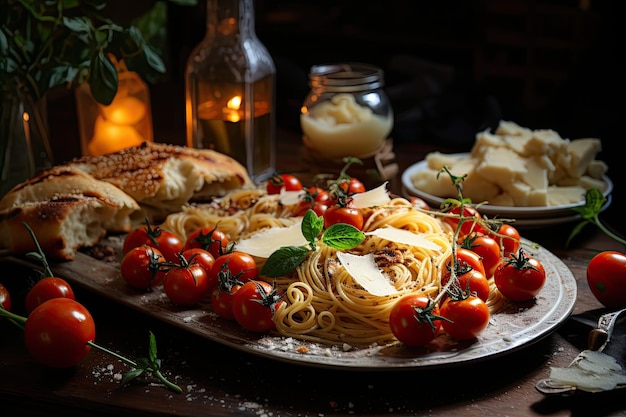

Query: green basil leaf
[261,246,310,278]
[322,224,365,250]
[301,209,324,243]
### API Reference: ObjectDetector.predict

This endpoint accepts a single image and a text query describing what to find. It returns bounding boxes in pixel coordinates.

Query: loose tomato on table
[0,283,11,311]
[25,276,75,314]
[183,225,230,259]
[494,249,546,302]
[439,295,490,341]
[231,280,284,332]
[123,220,183,264]
[266,173,303,195]
[586,251,626,308]
[389,294,442,347]
[120,245,167,290]
[24,298,95,368]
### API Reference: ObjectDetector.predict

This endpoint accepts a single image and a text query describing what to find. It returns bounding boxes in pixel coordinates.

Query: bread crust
[68,142,254,219]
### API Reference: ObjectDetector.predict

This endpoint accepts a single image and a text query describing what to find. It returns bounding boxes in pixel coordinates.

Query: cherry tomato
[0,283,11,311]
[123,222,183,264]
[183,226,230,259]
[323,205,364,230]
[339,177,366,195]
[586,251,626,308]
[445,247,486,277]
[443,205,485,237]
[389,294,442,347]
[231,280,284,332]
[25,277,75,315]
[409,196,430,211]
[489,223,521,258]
[494,249,546,302]
[440,295,490,340]
[266,173,303,195]
[182,248,217,291]
[296,201,329,217]
[24,298,95,368]
[441,268,490,302]
[210,252,258,284]
[163,263,211,306]
[120,245,167,290]
[461,234,502,278]
[211,278,243,320]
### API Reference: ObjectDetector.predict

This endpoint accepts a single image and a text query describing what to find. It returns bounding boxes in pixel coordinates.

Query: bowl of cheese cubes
[401,120,612,227]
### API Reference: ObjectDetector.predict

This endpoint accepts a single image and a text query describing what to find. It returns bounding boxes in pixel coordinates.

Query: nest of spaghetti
[161,186,507,348]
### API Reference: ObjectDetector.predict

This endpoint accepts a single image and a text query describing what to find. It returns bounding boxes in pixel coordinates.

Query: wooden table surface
[1,89,626,417]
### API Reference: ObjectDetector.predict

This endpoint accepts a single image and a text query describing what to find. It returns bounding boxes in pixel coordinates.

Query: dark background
[51,0,623,230]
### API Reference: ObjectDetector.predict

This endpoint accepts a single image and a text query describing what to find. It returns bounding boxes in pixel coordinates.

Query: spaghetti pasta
[161,190,508,347]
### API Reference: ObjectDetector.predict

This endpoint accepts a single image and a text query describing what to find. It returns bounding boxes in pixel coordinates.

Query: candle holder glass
[76,64,153,156]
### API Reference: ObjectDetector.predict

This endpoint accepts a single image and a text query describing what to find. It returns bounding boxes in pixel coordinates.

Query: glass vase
[0,90,54,197]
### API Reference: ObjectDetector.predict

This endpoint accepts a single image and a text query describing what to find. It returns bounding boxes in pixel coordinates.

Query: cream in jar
[301,93,392,159]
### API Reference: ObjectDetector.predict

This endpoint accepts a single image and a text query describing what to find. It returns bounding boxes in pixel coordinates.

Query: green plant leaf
[89,50,117,104]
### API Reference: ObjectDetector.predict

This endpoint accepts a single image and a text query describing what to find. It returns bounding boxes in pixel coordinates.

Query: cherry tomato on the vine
[120,245,167,290]
[586,251,626,309]
[339,177,366,195]
[494,249,546,302]
[441,268,490,302]
[440,295,490,341]
[183,226,230,259]
[323,205,364,230]
[25,276,75,314]
[163,262,211,306]
[389,294,442,347]
[123,222,183,264]
[0,283,11,311]
[443,205,485,237]
[489,223,521,258]
[266,173,303,195]
[231,280,284,332]
[24,298,95,368]
[461,234,502,278]
[445,247,486,278]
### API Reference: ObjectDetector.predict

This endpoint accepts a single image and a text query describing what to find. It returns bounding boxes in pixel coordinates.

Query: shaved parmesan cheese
[336,252,398,296]
[549,350,626,392]
[234,220,307,258]
[365,226,442,251]
[279,189,305,206]
[351,182,391,208]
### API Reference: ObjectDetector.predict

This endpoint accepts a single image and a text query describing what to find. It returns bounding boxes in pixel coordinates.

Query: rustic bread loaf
[0,166,141,260]
[67,141,254,220]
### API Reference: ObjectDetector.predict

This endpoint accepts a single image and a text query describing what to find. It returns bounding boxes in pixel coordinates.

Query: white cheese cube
[475,147,527,189]
[547,186,585,206]
[566,138,602,178]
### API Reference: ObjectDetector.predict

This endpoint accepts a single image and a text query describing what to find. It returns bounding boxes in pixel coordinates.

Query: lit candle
[88,116,145,156]
[223,95,242,122]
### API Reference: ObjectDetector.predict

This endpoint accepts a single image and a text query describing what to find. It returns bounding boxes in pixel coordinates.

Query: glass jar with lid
[300,63,393,160]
